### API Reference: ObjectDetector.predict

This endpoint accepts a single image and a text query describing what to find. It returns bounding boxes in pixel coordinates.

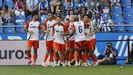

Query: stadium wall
[0,32,133,65]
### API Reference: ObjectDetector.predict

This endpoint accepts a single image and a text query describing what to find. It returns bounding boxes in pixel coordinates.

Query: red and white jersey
[66,22,75,41]
[72,21,85,42]
[25,20,40,40]
[84,21,91,41]
[89,21,96,40]
[43,19,56,41]
[53,23,69,44]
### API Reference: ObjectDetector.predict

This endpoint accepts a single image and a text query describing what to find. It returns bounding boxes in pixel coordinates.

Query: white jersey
[25,21,40,40]
[44,20,56,41]
[89,21,96,39]
[73,21,85,42]
[53,23,68,44]
[66,22,75,41]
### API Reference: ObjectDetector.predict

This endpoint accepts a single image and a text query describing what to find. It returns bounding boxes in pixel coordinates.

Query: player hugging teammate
[24,10,98,67]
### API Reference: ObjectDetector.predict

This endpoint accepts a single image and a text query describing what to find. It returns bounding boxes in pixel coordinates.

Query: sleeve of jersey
[71,24,76,32]
[64,25,69,34]
[24,21,30,29]
[43,21,47,31]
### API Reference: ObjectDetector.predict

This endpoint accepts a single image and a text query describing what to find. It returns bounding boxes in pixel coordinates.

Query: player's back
[73,21,85,42]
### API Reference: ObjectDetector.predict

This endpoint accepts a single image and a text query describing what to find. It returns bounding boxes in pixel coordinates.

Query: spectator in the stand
[64,8,71,23]
[26,0,39,17]
[85,0,98,10]
[50,0,61,14]
[3,0,14,10]
[125,44,133,64]
[0,13,4,25]
[79,7,86,21]
[92,11,103,32]
[74,8,79,16]
[1,5,12,23]
[63,0,72,10]
[98,0,110,9]
[13,0,25,16]
[38,0,48,16]
[109,0,121,8]
[98,42,118,64]
[69,10,74,15]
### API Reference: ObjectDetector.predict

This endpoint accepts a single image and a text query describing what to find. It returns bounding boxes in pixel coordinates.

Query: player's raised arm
[43,20,50,33]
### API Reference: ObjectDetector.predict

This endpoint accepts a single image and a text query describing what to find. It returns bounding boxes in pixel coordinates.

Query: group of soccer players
[24,10,98,67]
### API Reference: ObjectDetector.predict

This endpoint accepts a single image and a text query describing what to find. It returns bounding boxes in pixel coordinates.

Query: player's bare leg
[74,49,79,66]
[32,48,38,67]
[53,50,58,67]
[68,48,73,66]
[26,46,32,65]
[60,51,66,67]
[43,50,49,67]
[49,50,54,66]
[82,50,88,67]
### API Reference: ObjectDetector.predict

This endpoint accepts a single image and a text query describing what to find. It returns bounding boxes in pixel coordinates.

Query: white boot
[68,61,71,67]
[74,61,79,66]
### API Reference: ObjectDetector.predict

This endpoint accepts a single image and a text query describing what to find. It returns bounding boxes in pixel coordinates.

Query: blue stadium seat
[0,26,3,33]
[124,14,133,23]
[112,15,123,24]
[121,0,131,7]
[16,27,25,33]
[73,2,80,9]
[114,24,126,32]
[125,26,133,32]
[16,16,26,25]
[111,5,122,15]
[0,0,2,9]
[3,0,14,10]
[123,6,133,15]
[4,23,15,33]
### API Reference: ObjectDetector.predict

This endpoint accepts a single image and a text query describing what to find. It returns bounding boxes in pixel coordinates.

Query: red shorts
[53,42,65,52]
[74,41,86,49]
[91,38,96,49]
[27,40,39,48]
[65,40,75,50]
[46,41,53,50]
[85,40,94,50]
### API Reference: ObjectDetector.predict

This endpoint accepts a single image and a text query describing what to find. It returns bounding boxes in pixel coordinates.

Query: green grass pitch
[0,65,133,75]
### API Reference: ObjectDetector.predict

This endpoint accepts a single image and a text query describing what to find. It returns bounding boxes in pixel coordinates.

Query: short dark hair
[4,5,8,11]
[32,11,38,17]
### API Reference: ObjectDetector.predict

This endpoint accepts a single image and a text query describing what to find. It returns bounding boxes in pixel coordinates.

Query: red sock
[49,52,53,62]
[91,55,97,62]
[27,50,31,60]
[68,52,72,61]
[33,54,38,64]
[44,53,49,63]
[74,51,79,61]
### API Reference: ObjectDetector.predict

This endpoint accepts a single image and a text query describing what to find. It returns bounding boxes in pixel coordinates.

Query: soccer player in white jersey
[43,11,56,66]
[86,11,98,66]
[65,15,75,66]
[71,16,86,66]
[24,11,41,66]
[52,15,69,67]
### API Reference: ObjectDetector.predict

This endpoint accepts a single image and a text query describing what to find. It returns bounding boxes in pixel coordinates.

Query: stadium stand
[0,0,132,33]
